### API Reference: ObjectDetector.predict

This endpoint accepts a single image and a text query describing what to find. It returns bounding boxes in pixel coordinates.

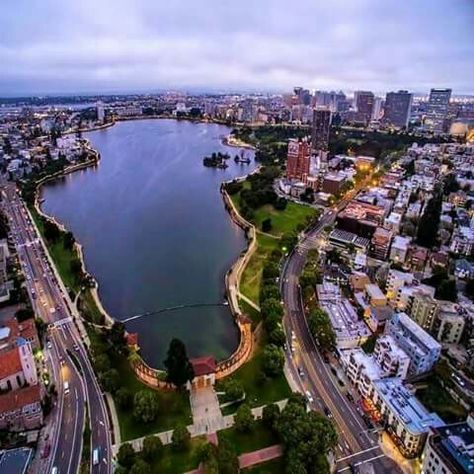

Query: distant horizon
[1,87,473,101]
[2,0,472,97]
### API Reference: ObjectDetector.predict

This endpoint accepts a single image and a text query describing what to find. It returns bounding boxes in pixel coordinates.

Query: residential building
[383,91,413,129]
[373,335,410,379]
[336,201,386,238]
[322,172,346,195]
[385,312,441,375]
[409,294,440,332]
[371,227,392,260]
[311,107,331,153]
[385,269,415,301]
[421,415,474,474]
[0,341,37,392]
[424,88,452,133]
[286,138,311,183]
[96,101,105,123]
[317,281,371,348]
[433,302,466,344]
[366,305,394,333]
[370,378,444,457]
[389,236,412,264]
[0,384,43,431]
[365,283,387,307]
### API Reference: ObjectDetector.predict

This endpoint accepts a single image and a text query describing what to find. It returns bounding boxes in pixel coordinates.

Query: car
[74,344,79,352]
[305,391,314,403]
[346,392,354,402]
[323,406,332,417]
[64,381,70,395]
[92,447,100,466]
[297,367,305,378]
[47,341,52,350]
[41,443,51,459]
[322,352,330,363]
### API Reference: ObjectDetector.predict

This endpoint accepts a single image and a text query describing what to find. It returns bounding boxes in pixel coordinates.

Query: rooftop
[373,378,444,436]
[0,385,41,414]
[191,356,216,377]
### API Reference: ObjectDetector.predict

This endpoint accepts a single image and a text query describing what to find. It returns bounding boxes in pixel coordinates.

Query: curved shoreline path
[40,119,256,367]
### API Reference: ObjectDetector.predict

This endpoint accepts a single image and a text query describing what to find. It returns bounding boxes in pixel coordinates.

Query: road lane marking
[336,445,380,462]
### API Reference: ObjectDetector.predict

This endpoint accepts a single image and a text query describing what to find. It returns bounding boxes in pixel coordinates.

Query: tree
[70,258,83,276]
[220,379,244,402]
[261,218,272,233]
[275,397,337,474]
[94,353,111,373]
[262,262,279,281]
[262,344,285,377]
[15,308,34,322]
[436,278,457,302]
[268,327,286,347]
[110,322,126,348]
[262,403,280,429]
[100,368,120,393]
[234,403,255,432]
[117,443,135,469]
[199,443,219,474]
[44,220,61,242]
[172,423,191,451]
[133,391,160,423]
[130,458,151,474]
[217,438,239,474]
[141,436,163,462]
[164,338,194,388]
[308,308,336,351]
[260,298,283,320]
[465,279,474,301]
[260,284,280,302]
[115,387,132,409]
[417,190,442,248]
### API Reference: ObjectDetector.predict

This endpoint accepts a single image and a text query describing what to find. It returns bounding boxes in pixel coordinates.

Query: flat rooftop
[0,448,33,474]
[373,378,444,436]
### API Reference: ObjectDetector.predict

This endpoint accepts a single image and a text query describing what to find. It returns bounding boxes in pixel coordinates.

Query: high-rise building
[354,91,375,124]
[96,101,105,123]
[311,107,331,153]
[286,138,311,183]
[383,90,413,129]
[371,97,383,121]
[424,88,452,133]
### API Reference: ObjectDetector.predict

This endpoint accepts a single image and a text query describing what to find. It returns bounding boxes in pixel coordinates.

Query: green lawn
[29,205,80,294]
[220,345,291,411]
[149,436,207,473]
[218,420,279,455]
[112,354,192,441]
[417,376,467,424]
[240,234,279,305]
[243,459,285,473]
[239,298,262,326]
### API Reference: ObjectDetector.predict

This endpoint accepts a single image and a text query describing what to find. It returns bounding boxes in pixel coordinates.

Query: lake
[41,119,255,367]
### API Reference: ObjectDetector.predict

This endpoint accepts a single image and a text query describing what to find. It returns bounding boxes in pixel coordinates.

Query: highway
[1,182,112,474]
[281,201,402,473]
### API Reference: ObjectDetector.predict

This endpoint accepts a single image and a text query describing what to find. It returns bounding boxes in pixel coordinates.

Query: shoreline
[32,118,257,368]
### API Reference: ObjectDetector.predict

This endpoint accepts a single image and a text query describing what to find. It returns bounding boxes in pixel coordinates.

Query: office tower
[354,91,375,124]
[372,97,384,121]
[384,90,413,128]
[424,88,452,133]
[311,107,331,153]
[96,101,105,123]
[286,138,311,182]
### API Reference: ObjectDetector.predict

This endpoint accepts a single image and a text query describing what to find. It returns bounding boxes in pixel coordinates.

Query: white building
[434,302,466,344]
[370,378,444,457]
[389,236,412,264]
[385,312,441,375]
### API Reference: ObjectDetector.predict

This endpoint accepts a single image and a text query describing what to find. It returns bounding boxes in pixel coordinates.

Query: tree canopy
[164,338,195,388]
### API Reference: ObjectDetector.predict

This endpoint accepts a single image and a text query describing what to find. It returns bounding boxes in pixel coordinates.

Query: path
[238,292,261,311]
[189,386,226,434]
[239,444,283,469]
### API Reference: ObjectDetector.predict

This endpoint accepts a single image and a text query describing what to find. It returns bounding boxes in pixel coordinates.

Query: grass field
[111,354,192,441]
[219,344,291,411]
[240,234,280,305]
[239,298,262,326]
[149,436,207,473]
[218,420,279,455]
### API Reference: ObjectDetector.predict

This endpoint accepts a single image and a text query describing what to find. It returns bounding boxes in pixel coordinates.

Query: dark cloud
[1,0,473,95]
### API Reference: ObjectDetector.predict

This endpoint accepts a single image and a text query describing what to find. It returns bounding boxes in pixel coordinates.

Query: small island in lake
[203,151,231,168]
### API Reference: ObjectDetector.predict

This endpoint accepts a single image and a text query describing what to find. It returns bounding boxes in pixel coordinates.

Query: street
[1,182,112,474]
[281,200,402,473]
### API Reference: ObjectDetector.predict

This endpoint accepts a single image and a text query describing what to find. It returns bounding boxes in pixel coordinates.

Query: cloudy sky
[1,0,473,96]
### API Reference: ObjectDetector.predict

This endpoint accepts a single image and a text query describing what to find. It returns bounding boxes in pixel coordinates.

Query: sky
[1,0,473,96]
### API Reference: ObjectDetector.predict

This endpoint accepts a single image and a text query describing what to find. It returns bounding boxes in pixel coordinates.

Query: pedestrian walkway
[190,386,226,433]
[239,444,283,469]
[238,292,260,311]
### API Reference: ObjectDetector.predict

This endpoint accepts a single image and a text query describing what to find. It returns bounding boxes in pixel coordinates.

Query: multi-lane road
[1,182,112,474]
[281,202,402,473]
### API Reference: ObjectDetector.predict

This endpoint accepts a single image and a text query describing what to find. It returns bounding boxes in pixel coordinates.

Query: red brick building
[286,138,311,183]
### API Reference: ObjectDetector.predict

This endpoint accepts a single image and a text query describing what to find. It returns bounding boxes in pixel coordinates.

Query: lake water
[41,119,255,367]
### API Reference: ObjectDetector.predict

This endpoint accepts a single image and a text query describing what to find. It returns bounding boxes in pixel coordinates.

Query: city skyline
[1,0,473,96]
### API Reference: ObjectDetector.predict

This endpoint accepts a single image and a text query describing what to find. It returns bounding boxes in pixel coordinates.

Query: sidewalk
[239,444,283,469]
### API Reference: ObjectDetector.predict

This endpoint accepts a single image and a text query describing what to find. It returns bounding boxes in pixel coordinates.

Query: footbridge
[122,302,229,323]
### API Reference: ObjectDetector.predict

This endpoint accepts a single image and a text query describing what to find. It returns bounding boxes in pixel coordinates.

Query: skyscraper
[96,101,105,123]
[424,88,452,133]
[311,107,331,153]
[286,138,311,183]
[383,90,413,129]
[354,91,375,125]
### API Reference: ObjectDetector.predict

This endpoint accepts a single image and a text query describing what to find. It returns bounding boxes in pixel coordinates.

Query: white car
[64,381,70,395]
[305,390,314,403]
